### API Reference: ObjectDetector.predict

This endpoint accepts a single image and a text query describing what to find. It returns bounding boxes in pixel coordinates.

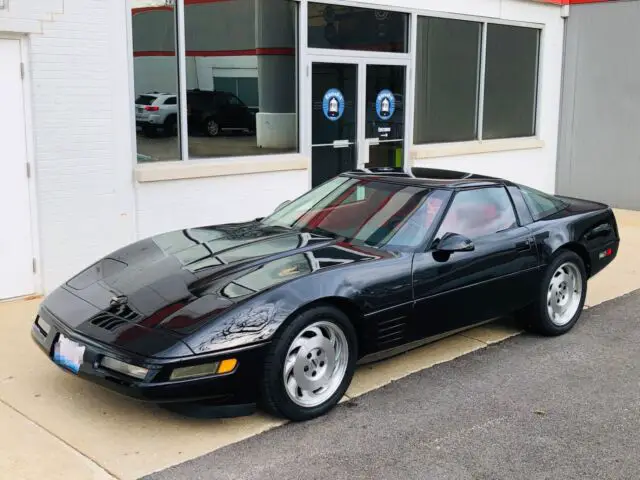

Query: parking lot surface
[146,289,640,480]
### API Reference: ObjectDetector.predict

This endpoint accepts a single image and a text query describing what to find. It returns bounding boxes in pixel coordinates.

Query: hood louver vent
[89,303,141,332]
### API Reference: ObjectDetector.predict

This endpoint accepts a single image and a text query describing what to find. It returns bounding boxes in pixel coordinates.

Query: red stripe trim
[134,48,295,57]
[132,0,234,15]
[132,6,173,15]
[537,0,614,4]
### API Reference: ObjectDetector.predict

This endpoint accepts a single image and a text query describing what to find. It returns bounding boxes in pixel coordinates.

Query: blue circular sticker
[375,89,396,121]
[322,88,345,121]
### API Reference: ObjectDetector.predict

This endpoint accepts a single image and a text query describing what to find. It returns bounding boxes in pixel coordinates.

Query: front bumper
[31,310,269,410]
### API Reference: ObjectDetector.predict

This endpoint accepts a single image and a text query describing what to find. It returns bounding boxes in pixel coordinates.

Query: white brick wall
[136,170,309,238]
[5,0,137,292]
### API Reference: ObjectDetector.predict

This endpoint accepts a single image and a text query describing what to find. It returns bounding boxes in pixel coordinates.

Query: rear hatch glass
[135,95,157,106]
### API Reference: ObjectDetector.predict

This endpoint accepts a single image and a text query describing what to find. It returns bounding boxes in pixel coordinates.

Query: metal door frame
[306,54,411,184]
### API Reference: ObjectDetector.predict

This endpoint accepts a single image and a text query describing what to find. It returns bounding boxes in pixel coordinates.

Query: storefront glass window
[184,0,297,158]
[414,17,540,144]
[130,0,298,163]
[131,1,181,162]
[483,24,540,140]
[308,3,408,53]
[414,17,481,144]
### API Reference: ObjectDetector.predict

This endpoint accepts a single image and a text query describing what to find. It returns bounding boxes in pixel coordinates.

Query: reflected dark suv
[187,90,257,137]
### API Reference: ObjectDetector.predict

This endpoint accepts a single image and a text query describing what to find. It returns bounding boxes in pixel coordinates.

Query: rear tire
[260,305,357,422]
[205,118,220,137]
[522,250,587,336]
[163,115,177,137]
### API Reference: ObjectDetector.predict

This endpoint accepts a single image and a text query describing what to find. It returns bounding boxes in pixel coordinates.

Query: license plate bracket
[53,334,85,374]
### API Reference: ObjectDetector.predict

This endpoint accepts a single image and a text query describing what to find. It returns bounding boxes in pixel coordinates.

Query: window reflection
[131,1,181,162]
[131,0,298,162]
[308,3,408,52]
[263,177,447,250]
[184,0,298,159]
[221,246,382,299]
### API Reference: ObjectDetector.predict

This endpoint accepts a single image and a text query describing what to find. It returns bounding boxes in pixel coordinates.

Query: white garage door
[0,39,34,300]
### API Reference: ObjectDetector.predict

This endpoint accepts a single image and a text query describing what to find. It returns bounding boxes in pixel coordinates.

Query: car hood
[51,221,386,339]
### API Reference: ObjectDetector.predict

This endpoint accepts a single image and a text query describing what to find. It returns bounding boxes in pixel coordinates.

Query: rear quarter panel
[526,200,619,278]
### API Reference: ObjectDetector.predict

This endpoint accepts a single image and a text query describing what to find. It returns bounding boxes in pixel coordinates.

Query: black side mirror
[274,200,291,213]
[435,232,475,253]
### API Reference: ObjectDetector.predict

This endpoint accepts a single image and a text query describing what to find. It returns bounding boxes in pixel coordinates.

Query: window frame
[412,13,542,145]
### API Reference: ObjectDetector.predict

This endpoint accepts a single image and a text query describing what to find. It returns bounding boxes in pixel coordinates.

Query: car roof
[342,167,512,189]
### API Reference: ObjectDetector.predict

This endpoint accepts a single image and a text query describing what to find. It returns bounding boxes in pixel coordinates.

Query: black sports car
[31,167,620,421]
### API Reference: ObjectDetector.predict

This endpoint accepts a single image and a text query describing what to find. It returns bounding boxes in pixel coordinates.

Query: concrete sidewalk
[0,208,638,480]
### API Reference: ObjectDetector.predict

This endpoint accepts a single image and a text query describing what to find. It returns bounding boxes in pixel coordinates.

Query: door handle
[516,238,533,252]
[333,139,350,149]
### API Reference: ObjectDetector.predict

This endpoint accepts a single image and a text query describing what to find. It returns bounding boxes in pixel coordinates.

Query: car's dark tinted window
[436,187,517,241]
[164,97,177,105]
[215,94,229,107]
[135,95,157,105]
[519,185,567,221]
[507,186,533,226]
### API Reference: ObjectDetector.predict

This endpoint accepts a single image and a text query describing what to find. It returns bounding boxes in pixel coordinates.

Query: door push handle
[333,139,350,149]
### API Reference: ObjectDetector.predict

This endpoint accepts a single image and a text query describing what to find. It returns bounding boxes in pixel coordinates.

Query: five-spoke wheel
[283,321,349,408]
[261,306,357,421]
[522,250,587,336]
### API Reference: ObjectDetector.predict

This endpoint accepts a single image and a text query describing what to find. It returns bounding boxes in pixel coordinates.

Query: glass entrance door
[310,59,407,187]
[364,64,406,170]
[311,62,358,187]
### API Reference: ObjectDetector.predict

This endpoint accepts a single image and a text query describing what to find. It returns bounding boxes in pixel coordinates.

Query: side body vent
[375,316,407,348]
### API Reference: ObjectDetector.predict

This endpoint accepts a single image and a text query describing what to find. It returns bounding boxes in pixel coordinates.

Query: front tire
[524,250,587,336]
[261,305,357,421]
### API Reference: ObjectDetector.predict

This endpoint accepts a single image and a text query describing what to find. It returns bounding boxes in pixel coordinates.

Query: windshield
[262,176,449,250]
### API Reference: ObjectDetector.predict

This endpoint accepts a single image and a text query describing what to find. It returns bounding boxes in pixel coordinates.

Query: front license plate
[53,334,85,374]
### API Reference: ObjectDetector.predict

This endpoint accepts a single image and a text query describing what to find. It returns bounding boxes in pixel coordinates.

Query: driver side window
[435,187,517,241]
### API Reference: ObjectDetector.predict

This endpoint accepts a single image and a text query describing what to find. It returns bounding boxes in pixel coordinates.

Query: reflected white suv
[135,93,178,137]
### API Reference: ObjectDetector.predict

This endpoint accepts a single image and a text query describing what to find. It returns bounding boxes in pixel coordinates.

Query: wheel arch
[280,296,365,353]
[557,242,591,277]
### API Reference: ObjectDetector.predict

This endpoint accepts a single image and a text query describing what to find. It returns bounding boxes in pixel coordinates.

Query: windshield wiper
[300,226,341,239]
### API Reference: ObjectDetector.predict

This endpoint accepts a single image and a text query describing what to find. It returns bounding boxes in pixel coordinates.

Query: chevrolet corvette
[31,167,620,421]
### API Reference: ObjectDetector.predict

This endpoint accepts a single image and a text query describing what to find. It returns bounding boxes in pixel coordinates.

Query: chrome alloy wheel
[283,321,349,408]
[547,262,583,326]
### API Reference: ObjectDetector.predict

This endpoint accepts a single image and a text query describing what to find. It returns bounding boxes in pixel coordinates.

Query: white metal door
[0,39,34,300]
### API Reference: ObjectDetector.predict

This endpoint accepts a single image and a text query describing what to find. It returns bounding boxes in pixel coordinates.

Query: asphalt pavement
[144,290,640,480]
